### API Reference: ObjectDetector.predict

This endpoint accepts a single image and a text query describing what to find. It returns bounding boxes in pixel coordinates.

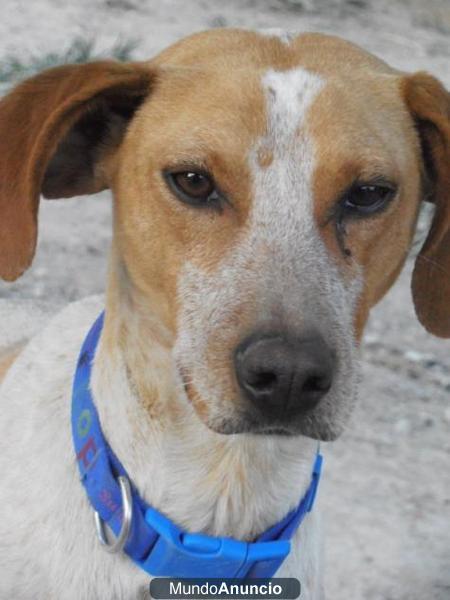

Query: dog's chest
[0,298,323,599]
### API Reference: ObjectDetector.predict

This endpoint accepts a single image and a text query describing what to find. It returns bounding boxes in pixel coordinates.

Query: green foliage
[0,37,139,83]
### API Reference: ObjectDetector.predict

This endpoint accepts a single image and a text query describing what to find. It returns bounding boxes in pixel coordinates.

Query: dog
[0,28,449,600]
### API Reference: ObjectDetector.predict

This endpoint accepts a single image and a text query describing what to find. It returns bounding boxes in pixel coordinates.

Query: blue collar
[71,312,323,579]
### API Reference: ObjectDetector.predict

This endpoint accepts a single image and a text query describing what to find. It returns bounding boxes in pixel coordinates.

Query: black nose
[234,331,334,417]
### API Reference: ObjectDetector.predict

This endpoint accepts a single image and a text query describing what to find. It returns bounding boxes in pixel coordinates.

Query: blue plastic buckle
[137,507,291,578]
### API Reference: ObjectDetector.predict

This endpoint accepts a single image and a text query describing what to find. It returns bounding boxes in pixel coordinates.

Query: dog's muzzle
[234,329,335,422]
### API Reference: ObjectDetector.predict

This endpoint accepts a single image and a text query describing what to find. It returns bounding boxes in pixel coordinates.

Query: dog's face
[0,31,449,440]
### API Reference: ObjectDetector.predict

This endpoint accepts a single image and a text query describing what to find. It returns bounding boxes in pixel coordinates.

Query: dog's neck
[91,281,318,541]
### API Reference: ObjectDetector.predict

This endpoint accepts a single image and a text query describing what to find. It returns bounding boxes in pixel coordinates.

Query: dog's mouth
[177,363,344,441]
[210,415,342,441]
[195,411,341,441]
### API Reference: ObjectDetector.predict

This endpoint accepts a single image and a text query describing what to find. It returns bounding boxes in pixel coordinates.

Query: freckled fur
[175,67,362,440]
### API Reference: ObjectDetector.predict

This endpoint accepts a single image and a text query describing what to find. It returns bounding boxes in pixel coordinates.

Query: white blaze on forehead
[175,65,361,437]
[261,67,324,150]
[251,67,324,248]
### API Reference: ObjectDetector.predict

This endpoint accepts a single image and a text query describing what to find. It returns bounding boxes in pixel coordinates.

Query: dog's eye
[341,183,396,215]
[165,170,220,207]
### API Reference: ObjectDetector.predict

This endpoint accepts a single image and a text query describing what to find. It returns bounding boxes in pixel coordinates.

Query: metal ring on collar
[94,475,133,554]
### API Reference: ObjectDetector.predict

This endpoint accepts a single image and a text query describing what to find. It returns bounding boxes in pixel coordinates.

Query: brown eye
[165,170,220,207]
[342,182,396,216]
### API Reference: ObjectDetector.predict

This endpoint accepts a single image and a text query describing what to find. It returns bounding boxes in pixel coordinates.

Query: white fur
[175,68,361,440]
[0,297,323,599]
[0,68,363,600]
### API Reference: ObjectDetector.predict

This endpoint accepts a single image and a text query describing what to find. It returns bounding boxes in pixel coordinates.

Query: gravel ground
[0,1,449,598]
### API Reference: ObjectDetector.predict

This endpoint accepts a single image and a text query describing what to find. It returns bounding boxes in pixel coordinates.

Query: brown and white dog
[0,29,449,599]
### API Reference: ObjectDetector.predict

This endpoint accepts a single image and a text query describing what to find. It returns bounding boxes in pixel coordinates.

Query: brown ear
[403,72,450,338]
[0,61,152,281]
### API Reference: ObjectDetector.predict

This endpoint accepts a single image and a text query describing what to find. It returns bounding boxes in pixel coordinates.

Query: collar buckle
[137,506,290,578]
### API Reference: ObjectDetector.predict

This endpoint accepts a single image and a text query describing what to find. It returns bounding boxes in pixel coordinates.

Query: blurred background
[0,1,449,598]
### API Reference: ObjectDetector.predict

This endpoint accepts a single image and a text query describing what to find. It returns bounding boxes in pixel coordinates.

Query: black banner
[149,578,301,599]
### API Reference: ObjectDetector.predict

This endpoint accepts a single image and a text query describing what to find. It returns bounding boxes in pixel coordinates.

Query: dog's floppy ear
[0,61,152,281]
[403,72,450,338]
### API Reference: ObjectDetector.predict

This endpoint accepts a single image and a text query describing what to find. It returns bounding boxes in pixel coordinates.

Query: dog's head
[1,31,449,440]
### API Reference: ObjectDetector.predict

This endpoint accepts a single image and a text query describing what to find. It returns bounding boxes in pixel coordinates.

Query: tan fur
[308,73,423,339]
[0,347,22,384]
[0,28,448,428]
[0,29,449,598]
[403,73,450,338]
[0,61,152,281]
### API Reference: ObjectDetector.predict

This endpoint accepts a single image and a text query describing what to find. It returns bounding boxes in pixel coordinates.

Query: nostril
[296,370,333,412]
[303,376,321,393]
[302,374,331,394]
[234,331,335,417]
[248,370,278,391]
